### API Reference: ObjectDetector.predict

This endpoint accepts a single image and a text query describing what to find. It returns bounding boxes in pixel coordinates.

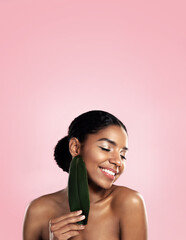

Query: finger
[62,230,80,240]
[58,223,85,234]
[50,210,82,224]
[50,215,86,232]
[53,230,80,240]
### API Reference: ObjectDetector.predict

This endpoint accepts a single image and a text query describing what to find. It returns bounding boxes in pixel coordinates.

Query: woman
[23,110,148,240]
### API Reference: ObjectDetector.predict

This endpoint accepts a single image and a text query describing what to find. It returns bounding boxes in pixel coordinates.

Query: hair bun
[54,136,72,173]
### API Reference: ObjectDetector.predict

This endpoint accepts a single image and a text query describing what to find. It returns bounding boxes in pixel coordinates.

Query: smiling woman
[23,110,148,240]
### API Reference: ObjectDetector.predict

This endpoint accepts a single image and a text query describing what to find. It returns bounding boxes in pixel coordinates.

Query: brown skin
[23,125,148,240]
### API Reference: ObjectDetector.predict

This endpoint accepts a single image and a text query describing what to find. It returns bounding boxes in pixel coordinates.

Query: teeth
[101,168,115,176]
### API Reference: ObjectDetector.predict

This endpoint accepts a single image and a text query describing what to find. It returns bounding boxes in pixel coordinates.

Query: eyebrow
[97,138,128,151]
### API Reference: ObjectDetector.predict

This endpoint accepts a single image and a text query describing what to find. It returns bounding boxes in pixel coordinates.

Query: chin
[88,177,112,190]
[103,184,113,190]
[99,179,115,190]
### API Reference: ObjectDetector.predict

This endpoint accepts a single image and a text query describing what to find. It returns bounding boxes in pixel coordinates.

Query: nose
[109,152,122,167]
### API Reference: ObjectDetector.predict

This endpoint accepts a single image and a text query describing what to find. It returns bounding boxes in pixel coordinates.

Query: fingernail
[80,215,85,219]
[77,210,82,214]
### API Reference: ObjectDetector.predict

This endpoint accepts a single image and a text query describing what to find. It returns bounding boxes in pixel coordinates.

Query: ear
[69,137,81,157]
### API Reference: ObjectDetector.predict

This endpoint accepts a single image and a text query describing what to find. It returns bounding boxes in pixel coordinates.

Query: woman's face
[80,125,128,189]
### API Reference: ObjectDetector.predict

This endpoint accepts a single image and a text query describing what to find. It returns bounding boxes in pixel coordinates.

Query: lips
[99,167,118,174]
[99,167,116,180]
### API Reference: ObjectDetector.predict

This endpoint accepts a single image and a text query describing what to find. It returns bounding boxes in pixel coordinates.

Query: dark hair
[54,110,127,173]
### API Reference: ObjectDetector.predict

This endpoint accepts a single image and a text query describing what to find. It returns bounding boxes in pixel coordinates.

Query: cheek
[82,148,106,165]
[120,161,126,173]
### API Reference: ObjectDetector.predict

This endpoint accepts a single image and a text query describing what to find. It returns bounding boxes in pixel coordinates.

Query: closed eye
[99,147,110,152]
[121,155,126,160]
[100,147,127,160]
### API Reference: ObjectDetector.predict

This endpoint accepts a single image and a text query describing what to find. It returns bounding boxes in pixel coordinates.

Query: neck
[87,180,114,204]
[65,182,115,207]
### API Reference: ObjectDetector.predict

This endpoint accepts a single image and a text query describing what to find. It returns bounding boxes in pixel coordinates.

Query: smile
[99,167,116,180]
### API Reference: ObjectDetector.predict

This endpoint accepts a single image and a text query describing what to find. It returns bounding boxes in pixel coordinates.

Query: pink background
[0,0,185,239]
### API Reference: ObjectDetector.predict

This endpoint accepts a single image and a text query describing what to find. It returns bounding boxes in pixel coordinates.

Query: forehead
[85,125,128,147]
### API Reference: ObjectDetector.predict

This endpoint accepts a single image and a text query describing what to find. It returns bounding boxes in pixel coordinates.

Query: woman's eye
[99,147,110,152]
[99,147,126,160]
[121,155,126,160]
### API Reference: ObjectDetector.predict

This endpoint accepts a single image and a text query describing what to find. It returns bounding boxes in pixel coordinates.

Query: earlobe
[69,137,81,157]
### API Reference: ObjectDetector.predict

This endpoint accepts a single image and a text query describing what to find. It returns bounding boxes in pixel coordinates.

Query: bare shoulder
[25,189,65,219]
[112,185,146,210]
[23,189,67,240]
[112,185,148,240]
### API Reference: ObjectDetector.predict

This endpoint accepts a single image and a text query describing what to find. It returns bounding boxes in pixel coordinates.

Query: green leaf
[68,155,90,225]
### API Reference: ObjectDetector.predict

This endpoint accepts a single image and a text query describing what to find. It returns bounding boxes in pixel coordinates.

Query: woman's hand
[49,210,86,240]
